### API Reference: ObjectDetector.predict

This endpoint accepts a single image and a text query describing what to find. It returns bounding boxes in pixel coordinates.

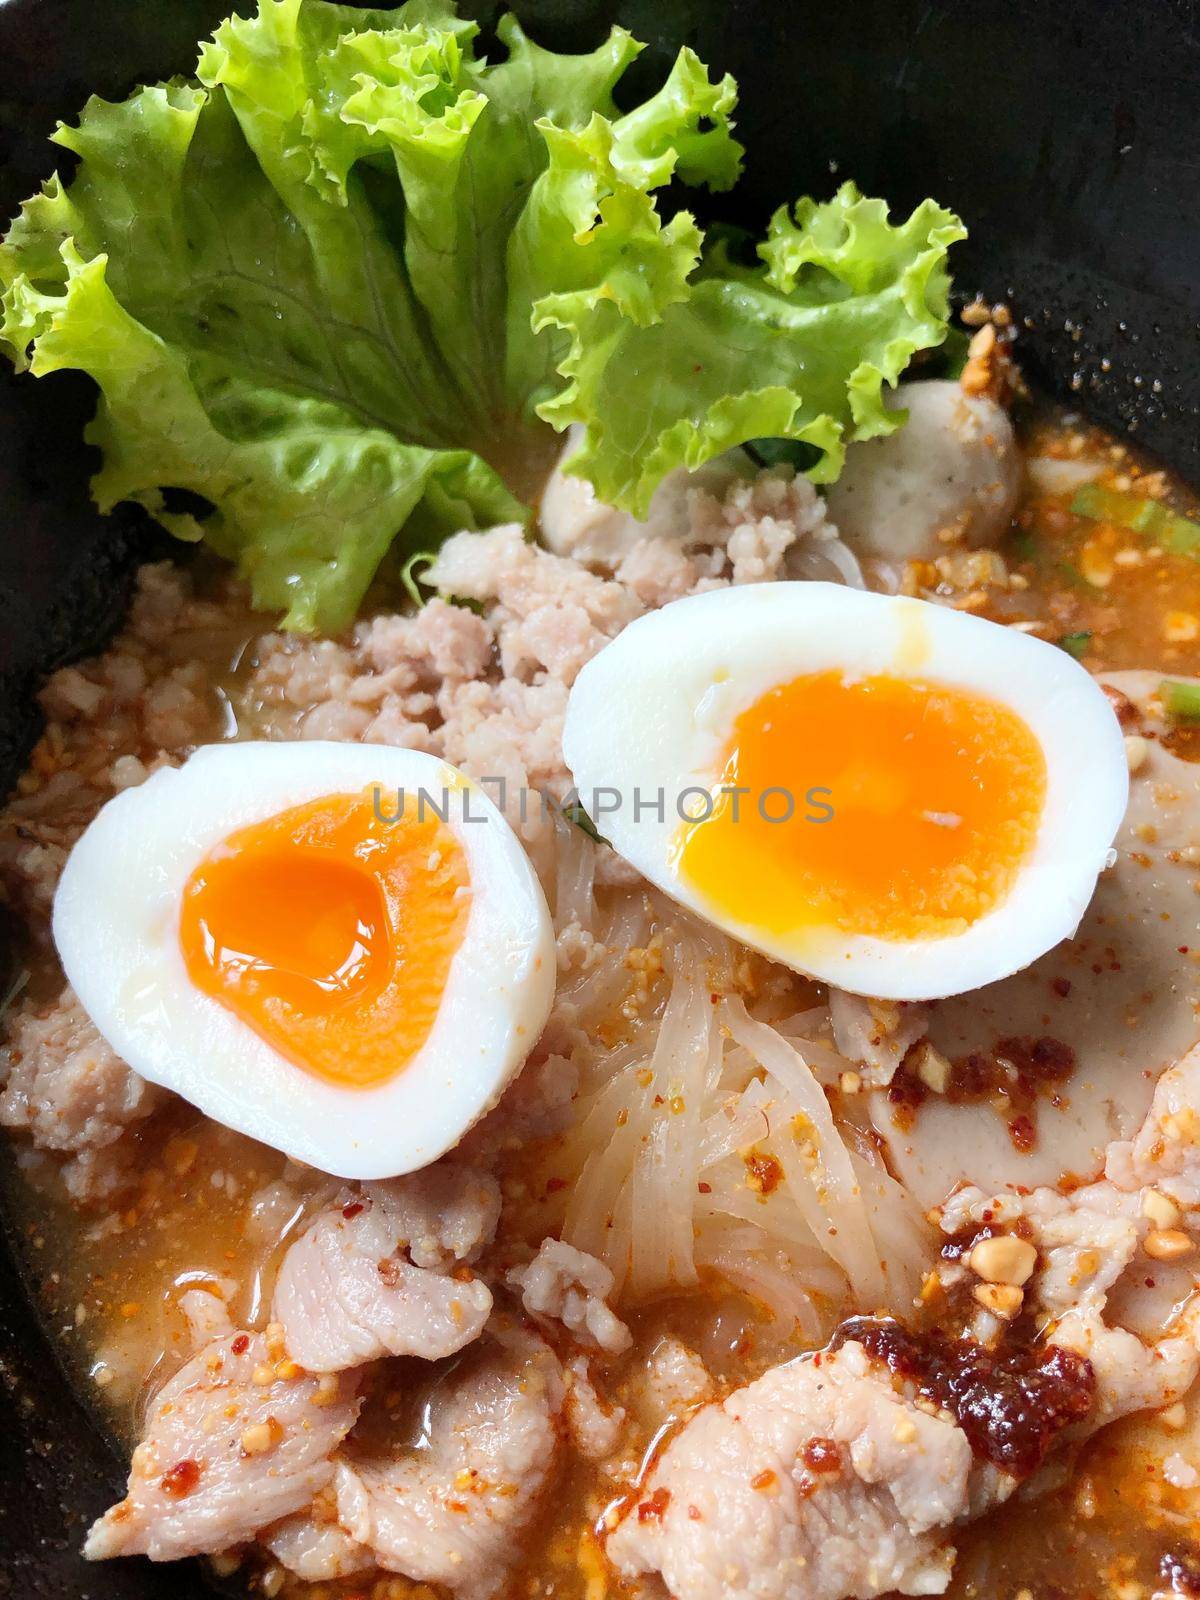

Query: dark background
[1,0,1198,1591]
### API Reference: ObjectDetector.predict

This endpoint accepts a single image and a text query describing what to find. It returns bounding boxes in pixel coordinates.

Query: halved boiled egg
[563,584,1128,1000]
[53,743,555,1178]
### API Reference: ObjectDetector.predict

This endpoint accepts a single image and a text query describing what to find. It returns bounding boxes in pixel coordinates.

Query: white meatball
[824,380,1020,561]
[538,424,747,566]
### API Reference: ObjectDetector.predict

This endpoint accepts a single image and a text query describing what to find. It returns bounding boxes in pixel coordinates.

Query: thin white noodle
[699,1080,780,1168]
[721,996,886,1304]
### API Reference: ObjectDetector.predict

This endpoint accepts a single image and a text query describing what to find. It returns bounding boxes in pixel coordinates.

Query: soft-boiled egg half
[53,743,555,1178]
[564,584,1128,1000]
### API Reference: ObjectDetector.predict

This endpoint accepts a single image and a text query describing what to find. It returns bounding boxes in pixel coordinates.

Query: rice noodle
[546,847,933,1327]
[790,532,866,588]
[720,998,887,1303]
[551,811,597,930]
[695,1223,832,1340]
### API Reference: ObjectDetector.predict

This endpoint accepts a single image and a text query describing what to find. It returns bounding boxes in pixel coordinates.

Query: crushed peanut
[1141,1189,1181,1230]
[912,1041,952,1095]
[972,1281,1024,1319]
[969,1234,1037,1286]
[1143,1228,1195,1262]
[1123,735,1149,774]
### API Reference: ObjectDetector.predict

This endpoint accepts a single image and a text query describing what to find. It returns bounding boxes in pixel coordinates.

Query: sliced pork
[1052,1307,1200,1433]
[178,1285,235,1350]
[936,1176,1200,1432]
[937,1181,1145,1319]
[272,1164,499,1372]
[637,1336,716,1423]
[607,1339,986,1600]
[336,1332,565,1599]
[828,991,929,1087]
[506,1237,632,1354]
[1108,1041,1200,1207]
[262,1505,373,1581]
[563,1356,626,1459]
[85,1332,360,1561]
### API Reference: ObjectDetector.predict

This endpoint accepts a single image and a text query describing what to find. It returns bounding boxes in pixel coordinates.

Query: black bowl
[2,0,1199,1592]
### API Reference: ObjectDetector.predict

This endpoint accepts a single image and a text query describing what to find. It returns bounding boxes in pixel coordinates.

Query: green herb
[561,803,609,846]
[0,0,964,632]
[1071,483,1200,559]
[1055,560,1097,591]
[1057,631,1091,659]
[1161,679,1200,721]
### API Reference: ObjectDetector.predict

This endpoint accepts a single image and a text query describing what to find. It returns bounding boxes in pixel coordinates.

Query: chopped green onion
[399,551,435,609]
[1072,484,1200,560]
[1056,560,1097,591]
[1057,631,1091,659]
[1160,679,1200,721]
[1010,529,1039,563]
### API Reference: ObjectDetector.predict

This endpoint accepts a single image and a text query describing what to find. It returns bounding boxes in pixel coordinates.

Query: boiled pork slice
[84,1332,360,1561]
[1053,1307,1200,1434]
[936,1182,1146,1321]
[506,1237,632,1354]
[828,991,929,1088]
[262,1504,373,1582]
[607,1339,986,1600]
[1108,1040,1200,1208]
[563,1355,626,1459]
[336,1331,565,1600]
[272,1163,499,1371]
[937,1178,1200,1433]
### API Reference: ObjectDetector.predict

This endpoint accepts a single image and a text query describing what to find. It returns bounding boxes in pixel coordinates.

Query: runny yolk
[676,671,1047,943]
[179,789,469,1088]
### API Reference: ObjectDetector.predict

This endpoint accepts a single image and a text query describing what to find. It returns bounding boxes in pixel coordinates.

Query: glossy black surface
[1,0,1198,1591]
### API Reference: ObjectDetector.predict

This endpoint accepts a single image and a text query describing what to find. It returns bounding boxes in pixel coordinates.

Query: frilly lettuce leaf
[538,187,968,512]
[0,0,963,632]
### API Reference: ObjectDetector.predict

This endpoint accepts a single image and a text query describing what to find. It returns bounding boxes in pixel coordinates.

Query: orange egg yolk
[179,789,469,1088]
[677,671,1047,943]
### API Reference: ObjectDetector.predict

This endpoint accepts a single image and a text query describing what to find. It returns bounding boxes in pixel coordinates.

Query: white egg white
[563,583,1129,1000]
[53,742,555,1179]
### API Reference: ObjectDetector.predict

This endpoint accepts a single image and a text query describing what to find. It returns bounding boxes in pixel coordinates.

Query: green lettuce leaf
[538,187,968,512]
[0,0,963,633]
